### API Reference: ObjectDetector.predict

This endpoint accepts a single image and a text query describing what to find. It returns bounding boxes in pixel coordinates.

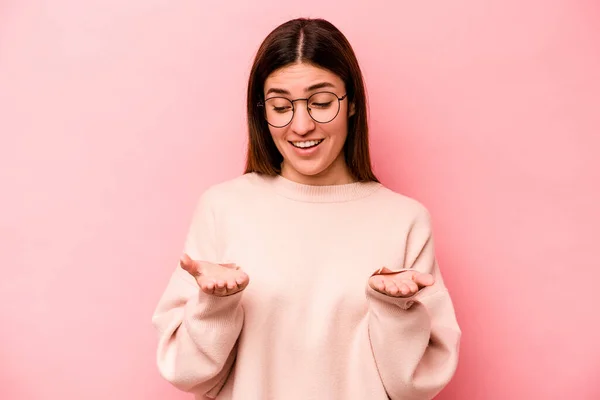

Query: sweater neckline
[257,173,382,203]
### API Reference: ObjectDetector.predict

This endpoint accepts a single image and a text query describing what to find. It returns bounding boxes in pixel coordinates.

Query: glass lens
[264,97,293,127]
[263,92,341,127]
[308,92,339,123]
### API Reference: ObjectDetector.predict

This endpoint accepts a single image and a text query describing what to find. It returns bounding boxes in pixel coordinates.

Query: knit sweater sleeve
[365,207,461,400]
[151,190,244,398]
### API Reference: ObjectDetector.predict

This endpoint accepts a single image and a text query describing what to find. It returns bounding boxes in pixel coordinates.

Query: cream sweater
[152,172,461,400]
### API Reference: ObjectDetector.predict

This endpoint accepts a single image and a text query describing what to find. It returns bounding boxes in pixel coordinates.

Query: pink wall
[1,1,599,399]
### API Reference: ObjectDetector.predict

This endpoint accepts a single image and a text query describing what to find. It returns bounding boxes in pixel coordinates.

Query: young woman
[152,18,461,400]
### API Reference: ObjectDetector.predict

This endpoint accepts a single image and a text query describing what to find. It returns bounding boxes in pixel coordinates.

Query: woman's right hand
[179,253,250,296]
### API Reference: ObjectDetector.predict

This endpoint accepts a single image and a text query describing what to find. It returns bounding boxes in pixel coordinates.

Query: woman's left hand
[368,267,435,297]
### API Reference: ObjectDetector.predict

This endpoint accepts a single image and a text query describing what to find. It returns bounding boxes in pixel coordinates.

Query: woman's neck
[280,157,354,186]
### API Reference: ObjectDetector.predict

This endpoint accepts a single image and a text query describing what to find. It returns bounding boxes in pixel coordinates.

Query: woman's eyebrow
[265,82,336,96]
[266,87,290,96]
[305,82,335,92]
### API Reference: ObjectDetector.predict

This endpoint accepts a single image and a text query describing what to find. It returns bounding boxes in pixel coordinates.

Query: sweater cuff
[366,284,418,310]
[186,290,245,330]
[197,290,243,315]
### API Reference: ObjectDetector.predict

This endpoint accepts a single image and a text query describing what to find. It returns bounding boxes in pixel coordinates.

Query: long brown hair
[244,18,378,183]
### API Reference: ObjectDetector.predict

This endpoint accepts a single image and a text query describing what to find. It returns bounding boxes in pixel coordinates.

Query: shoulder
[196,172,265,208]
[202,172,257,196]
[371,184,432,227]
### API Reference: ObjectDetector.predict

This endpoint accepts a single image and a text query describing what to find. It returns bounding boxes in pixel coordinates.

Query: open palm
[369,267,434,298]
[180,253,250,296]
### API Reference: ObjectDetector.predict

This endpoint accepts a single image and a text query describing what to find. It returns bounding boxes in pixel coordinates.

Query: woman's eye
[273,106,291,113]
[311,102,332,108]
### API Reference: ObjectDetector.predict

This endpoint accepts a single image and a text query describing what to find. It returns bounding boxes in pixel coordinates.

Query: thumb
[375,266,395,275]
[413,272,435,287]
[179,253,198,275]
[180,253,193,264]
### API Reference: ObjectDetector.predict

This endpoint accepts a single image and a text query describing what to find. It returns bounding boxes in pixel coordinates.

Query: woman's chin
[282,161,328,180]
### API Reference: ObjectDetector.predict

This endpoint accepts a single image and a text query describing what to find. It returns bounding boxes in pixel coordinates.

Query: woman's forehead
[265,63,343,93]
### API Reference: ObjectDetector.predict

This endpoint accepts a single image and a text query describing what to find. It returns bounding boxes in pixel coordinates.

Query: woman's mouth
[290,139,324,149]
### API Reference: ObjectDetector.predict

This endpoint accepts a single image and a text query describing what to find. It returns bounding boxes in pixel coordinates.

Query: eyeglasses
[257,91,348,128]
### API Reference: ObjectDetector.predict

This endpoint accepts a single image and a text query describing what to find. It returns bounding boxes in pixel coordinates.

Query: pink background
[1,0,599,399]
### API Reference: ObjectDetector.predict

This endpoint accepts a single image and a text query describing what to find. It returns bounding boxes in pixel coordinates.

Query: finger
[226,279,238,291]
[401,279,419,294]
[181,253,193,264]
[385,281,400,296]
[228,285,243,296]
[394,283,407,296]
[410,281,420,294]
[200,276,215,288]
[206,280,215,292]
[213,284,228,296]
[214,280,227,293]
[235,273,249,286]
[393,282,408,296]
[201,284,215,295]
[179,255,196,273]
[369,277,385,292]
[407,282,418,296]
[238,280,249,291]
[414,272,435,288]
[372,277,386,292]
[199,278,215,294]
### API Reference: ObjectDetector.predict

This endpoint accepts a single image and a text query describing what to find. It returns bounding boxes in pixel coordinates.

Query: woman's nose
[290,104,315,135]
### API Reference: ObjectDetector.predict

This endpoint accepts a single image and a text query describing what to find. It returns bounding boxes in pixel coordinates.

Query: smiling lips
[290,139,324,149]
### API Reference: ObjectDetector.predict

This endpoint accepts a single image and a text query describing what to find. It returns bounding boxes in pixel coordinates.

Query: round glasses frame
[257,91,348,128]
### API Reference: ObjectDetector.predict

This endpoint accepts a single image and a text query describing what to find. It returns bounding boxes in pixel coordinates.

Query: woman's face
[263,62,355,185]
